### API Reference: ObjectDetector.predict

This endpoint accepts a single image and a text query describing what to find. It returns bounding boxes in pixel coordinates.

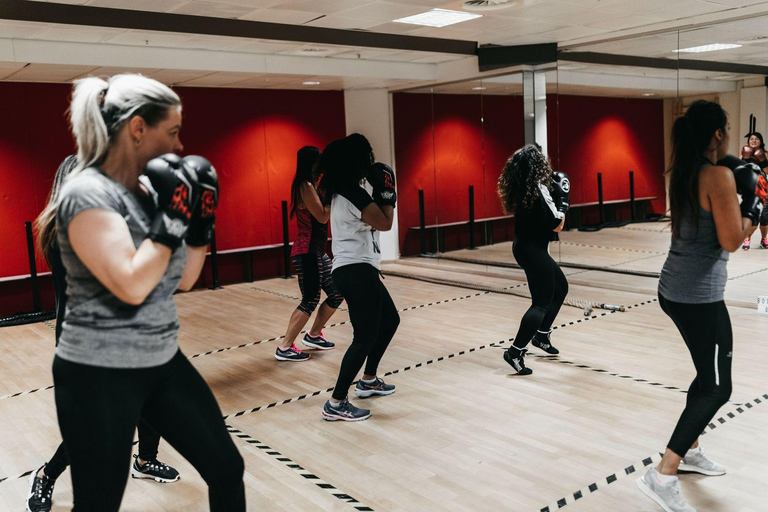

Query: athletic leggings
[658,294,733,457]
[511,237,569,350]
[331,263,400,401]
[292,253,343,316]
[44,419,160,480]
[53,350,245,512]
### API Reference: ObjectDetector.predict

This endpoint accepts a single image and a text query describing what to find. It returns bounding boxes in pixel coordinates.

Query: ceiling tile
[175,71,262,85]
[170,1,259,17]
[239,8,324,23]
[306,15,382,30]
[6,63,100,82]
[105,30,194,47]
[86,0,190,11]
[0,20,50,38]
[271,0,373,16]
[338,2,431,21]
[31,24,128,43]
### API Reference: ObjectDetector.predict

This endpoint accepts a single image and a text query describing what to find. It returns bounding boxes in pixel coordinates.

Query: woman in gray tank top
[37,74,245,512]
[637,101,763,512]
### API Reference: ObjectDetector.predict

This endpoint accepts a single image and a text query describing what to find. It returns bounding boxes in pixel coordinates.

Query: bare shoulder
[700,165,736,192]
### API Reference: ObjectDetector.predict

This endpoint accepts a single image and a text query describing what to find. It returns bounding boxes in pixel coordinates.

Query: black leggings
[331,263,400,401]
[292,253,343,316]
[658,294,733,457]
[45,419,160,480]
[53,351,245,512]
[511,237,569,350]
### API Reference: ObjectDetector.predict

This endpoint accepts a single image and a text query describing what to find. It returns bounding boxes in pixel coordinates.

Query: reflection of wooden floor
[1,224,767,511]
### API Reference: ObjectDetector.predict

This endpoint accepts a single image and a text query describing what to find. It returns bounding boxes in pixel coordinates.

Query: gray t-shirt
[331,180,381,272]
[55,167,187,369]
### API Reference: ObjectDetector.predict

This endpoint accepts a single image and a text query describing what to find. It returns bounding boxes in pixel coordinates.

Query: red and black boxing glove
[183,155,219,247]
[742,145,754,162]
[144,153,200,250]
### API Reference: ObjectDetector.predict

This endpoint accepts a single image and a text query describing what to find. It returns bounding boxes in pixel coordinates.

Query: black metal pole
[209,226,222,290]
[468,185,476,250]
[419,189,426,255]
[629,170,636,221]
[25,221,41,312]
[282,200,291,279]
[597,172,604,224]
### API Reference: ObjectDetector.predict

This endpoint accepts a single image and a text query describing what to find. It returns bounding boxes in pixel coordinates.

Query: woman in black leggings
[637,101,763,512]
[316,134,399,422]
[497,145,570,375]
[35,74,244,511]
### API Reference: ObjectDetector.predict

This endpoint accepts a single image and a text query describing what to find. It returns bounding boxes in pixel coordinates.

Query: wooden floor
[2,219,768,511]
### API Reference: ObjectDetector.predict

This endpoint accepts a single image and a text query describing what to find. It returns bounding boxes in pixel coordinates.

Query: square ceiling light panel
[393,9,482,28]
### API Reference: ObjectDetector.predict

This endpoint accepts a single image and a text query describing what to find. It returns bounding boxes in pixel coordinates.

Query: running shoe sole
[274,352,311,362]
[322,410,371,422]
[354,387,395,398]
[677,463,725,476]
[301,338,335,350]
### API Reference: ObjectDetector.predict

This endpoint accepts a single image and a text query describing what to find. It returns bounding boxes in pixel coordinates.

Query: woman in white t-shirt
[316,134,399,422]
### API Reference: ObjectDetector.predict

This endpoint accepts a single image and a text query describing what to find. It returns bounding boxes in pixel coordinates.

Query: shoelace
[288,344,302,354]
[34,476,53,501]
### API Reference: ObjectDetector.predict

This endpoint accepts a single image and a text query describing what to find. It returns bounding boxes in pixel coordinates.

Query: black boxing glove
[337,183,373,213]
[551,171,570,213]
[717,154,748,170]
[367,162,397,208]
[734,164,764,225]
[183,155,219,247]
[144,153,200,249]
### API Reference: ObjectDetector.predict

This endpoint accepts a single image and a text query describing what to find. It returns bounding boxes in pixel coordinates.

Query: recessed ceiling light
[536,96,546,100]
[642,92,655,96]
[472,86,486,90]
[674,43,741,53]
[394,8,482,28]
[302,81,320,85]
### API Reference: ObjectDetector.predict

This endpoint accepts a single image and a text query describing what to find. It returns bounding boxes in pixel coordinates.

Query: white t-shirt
[331,181,381,271]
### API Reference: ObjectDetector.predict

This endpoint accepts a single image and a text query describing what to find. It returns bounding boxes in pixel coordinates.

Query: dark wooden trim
[560,51,768,75]
[477,43,558,71]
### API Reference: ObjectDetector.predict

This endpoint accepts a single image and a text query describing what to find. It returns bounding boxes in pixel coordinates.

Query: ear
[128,116,146,139]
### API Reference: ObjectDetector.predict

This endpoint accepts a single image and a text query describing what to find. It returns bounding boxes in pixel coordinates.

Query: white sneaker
[678,447,725,476]
[637,468,697,512]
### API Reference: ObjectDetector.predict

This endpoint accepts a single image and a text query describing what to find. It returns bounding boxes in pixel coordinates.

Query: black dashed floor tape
[539,393,768,512]
[226,425,374,511]
[0,292,488,401]
[559,241,665,255]
[728,266,768,281]
[251,286,350,312]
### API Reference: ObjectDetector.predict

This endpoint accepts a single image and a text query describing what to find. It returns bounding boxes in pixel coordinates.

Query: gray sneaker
[679,448,725,476]
[322,398,371,422]
[637,468,697,512]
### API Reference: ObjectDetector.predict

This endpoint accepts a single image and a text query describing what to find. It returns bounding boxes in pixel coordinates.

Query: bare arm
[300,182,330,223]
[553,216,566,233]
[178,245,207,291]
[706,166,754,252]
[68,209,172,305]
[361,203,395,231]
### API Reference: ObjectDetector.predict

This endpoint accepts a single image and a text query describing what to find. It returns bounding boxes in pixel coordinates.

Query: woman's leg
[362,280,399,378]
[510,239,556,351]
[531,262,569,354]
[140,352,245,512]
[308,254,342,336]
[53,356,145,512]
[279,255,319,351]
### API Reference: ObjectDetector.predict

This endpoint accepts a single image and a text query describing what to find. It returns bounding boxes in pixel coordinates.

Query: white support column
[522,70,549,156]
[344,88,400,261]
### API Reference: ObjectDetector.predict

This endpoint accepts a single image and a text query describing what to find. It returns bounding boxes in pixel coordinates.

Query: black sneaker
[131,455,180,483]
[274,343,311,362]
[503,346,533,375]
[531,330,559,355]
[322,398,371,422]
[302,331,335,350]
[354,377,395,398]
[26,466,54,512]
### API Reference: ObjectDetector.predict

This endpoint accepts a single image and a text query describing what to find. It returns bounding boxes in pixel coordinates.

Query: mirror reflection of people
[741,131,768,249]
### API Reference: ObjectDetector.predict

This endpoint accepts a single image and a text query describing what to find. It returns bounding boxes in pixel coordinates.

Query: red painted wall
[0,83,345,318]
[393,92,665,254]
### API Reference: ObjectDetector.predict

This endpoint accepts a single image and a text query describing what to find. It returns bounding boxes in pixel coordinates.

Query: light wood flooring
[1,219,767,511]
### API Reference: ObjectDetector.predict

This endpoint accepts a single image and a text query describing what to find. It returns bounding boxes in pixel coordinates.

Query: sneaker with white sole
[678,447,725,476]
[302,331,335,350]
[354,377,395,398]
[275,343,311,362]
[322,398,371,422]
[743,238,751,250]
[26,466,54,512]
[131,455,180,483]
[637,467,696,512]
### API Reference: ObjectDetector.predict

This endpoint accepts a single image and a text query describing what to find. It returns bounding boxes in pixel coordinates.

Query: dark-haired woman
[37,74,244,511]
[317,134,399,422]
[741,131,768,249]
[497,145,570,375]
[275,146,344,362]
[637,100,762,512]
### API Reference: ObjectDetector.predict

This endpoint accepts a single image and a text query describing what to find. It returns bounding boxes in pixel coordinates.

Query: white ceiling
[2,0,768,97]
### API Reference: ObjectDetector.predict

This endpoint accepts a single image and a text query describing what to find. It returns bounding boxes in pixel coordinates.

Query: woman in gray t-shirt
[638,100,763,512]
[37,74,245,512]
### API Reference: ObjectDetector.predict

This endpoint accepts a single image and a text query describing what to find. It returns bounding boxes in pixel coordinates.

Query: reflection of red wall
[394,92,665,255]
[0,83,345,317]
[548,94,666,214]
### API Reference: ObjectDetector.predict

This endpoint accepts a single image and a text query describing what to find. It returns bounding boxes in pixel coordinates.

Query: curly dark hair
[317,133,374,199]
[497,144,553,214]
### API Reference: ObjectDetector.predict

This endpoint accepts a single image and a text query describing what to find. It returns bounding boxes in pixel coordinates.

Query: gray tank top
[658,176,729,303]
[55,168,187,369]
